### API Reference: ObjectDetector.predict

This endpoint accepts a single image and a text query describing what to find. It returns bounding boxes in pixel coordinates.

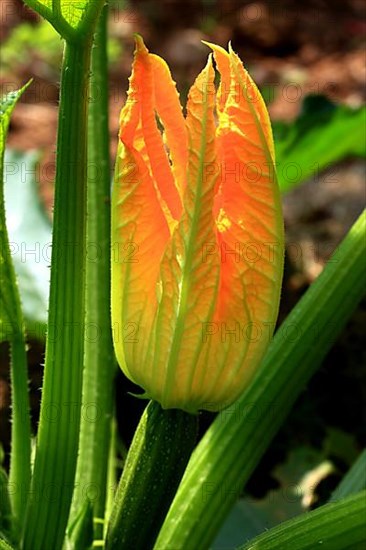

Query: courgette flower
[112,36,284,413]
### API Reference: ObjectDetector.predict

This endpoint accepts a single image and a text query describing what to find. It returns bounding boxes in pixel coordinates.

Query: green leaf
[4,149,51,337]
[239,491,366,550]
[0,86,29,342]
[0,538,15,550]
[274,96,366,193]
[0,469,13,544]
[0,88,27,143]
[0,85,32,530]
[329,449,366,502]
[24,0,105,41]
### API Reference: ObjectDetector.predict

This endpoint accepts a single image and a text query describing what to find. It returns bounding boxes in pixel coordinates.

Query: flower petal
[111,41,173,381]
[113,40,284,413]
[150,53,188,197]
[143,56,221,410]
[133,35,182,224]
[195,43,284,408]
[201,40,229,114]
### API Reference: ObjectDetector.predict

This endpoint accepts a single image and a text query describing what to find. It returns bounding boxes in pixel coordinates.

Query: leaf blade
[239,491,366,550]
[0,84,32,533]
[274,97,366,193]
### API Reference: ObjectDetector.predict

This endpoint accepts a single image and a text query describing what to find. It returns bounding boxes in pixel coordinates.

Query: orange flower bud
[112,36,284,412]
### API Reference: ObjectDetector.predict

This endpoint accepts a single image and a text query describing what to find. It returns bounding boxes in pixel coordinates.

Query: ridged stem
[105,401,198,550]
[22,39,93,550]
[69,5,115,540]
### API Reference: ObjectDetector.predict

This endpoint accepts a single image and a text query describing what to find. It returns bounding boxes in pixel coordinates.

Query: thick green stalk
[239,491,366,550]
[155,211,366,550]
[70,4,115,539]
[105,401,198,550]
[22,39,93,550]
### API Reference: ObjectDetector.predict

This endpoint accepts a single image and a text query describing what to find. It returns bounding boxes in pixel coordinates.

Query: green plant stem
[69,4,115,539]
[329,449,366,502]
[0,85,31,533]
[105,401,198,550]
[24,0,105,41]
[24,0,72,39]
[104,416,117,539]
[9,335,30,527]
[0,468,13,542]
[22,40,93,550]
[155,211,366,550]
[239,490,366,550]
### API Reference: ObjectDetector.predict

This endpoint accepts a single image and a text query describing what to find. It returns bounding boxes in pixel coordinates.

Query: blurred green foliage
[274,95,366,192]
[1,21,62,79]
[1,20,122,79]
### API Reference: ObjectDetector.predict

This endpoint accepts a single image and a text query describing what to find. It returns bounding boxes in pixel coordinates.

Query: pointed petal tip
[195,51,215,74]
[202,52,214,72]
[201,40,229,56]
[228,41,234,53]
[228,41,243,63]
[228,41,245,62]
[133,33,149,54]
[201,39,215,49]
